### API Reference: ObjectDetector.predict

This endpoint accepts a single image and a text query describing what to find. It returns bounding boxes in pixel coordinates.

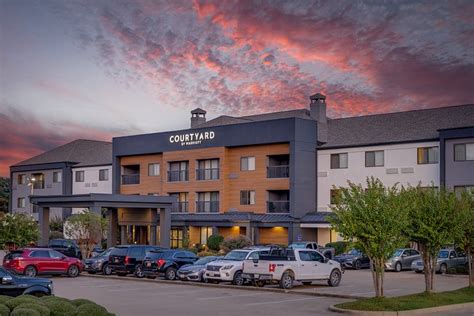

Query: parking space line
[197,292,269,300]
[245,297,321,306]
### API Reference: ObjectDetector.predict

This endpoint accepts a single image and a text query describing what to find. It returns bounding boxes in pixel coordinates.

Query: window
[171,228,184,248]
[17,197,25,208]
[330,153,348,169]
[240,156,255,171]
[75,170,85,182]
[30,250,50,258]
[196,192,219,212]
[454,143,474,161]
[200,227,213,244]
[53,171,62,183]
[18,174,26,185]
[148,163,160,176]
[240,190,256,205]
[169,192,189,212]
[365,150,384,167]
[417,146,438,164]
[196,159,219,180]
[99,169,109,181]
[168,161,189,182]
[32,173,44,189]
[49,250,64,259]
[330,189,341,205]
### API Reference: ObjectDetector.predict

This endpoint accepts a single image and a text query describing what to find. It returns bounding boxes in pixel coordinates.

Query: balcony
[196,201,219,213]
[267,201,290,213]
[196,168,219,180]
[121,174,140,185]
[32,182,45,190]
[267,165,289,178]
[173,202,189,213]
[168,170,189,182]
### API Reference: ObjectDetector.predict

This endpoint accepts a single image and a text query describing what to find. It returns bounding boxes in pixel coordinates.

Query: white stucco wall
[317,141,440,211]
[72,165,112,214]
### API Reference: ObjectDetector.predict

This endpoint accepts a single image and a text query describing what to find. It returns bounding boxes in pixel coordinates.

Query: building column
[90,206,102,244]
[150,209,158,245]
[38,206,50,246]
[120,225,127,245]
[252,226,259,245]
[107,208,118,248]
[211,226,219,236]
[288,223,302,245]
[159,208,171,248]
[245,222,252,240]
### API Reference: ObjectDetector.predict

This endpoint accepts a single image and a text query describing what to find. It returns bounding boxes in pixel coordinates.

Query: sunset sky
[1,0,473,177]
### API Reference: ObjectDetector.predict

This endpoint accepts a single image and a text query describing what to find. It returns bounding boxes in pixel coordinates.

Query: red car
[3,248,83,278]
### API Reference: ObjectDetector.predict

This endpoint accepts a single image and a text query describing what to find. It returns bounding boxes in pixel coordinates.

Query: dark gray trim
[71,163,113,168]
[318,138,440,151]
[8,170,13,213]
[10,162,71,173]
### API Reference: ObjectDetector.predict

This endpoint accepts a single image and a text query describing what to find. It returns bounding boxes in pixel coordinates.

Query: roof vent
[191,108,206,128]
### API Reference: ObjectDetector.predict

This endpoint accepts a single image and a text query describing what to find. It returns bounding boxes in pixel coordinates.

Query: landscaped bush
[197,250,218,257]
[0,297,11,305]
[207,235,224,251]
[41,300,76,316]
[220,235,252,253]
[10,308,39,316]
[0,304,10,316]
[325,241,350,255]
[48,231,63,240]
[14,304,49,316]
[70,299,96,307]
[5,297,41,311]
[76,304,109,316]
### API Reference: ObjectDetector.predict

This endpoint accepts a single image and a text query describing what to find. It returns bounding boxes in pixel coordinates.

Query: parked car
[411,249,468,274]
[205,247,270,285]
[108,245,164,278]
[242,248,343,289]
[91,246,105,258]
[48,239,82,259]
[333,249,370,270]
[385,248,420,272]
[143,249,198,280]
[84,247,114,275]
[3,248,83,277]
[177,256,222,282]
[0,267,53,297]
[288,242,335,259]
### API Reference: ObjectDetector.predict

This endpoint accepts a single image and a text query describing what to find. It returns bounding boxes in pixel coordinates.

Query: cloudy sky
[1,0,473,177]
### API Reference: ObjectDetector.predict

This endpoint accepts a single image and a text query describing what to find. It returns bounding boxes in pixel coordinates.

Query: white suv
[205,248,269,285]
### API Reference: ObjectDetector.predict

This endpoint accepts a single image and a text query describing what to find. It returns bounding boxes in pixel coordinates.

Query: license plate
[146,262,151,267]
[254,274,259,278]
[114,258,119,263]
[213,273,220,277]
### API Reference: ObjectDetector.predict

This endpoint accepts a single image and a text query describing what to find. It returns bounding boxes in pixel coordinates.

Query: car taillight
[125,256,130,264]
[156,259,165,267]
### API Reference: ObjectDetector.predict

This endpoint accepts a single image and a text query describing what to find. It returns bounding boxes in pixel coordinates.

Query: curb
[328,302,474,315]
[80,273,362,300]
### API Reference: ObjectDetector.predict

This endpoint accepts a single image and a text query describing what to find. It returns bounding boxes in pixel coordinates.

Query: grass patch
[336,287,474,311]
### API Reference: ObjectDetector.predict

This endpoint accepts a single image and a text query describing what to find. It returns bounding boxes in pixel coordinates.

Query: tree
[0,177,10,213]
[329,178,410,297]
[64,210,106,258]
[405,186,458,293]
[0,213,39,249]
[453,191,474,287]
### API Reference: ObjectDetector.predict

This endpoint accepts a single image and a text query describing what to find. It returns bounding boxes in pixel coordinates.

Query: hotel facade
[9,94,474,247]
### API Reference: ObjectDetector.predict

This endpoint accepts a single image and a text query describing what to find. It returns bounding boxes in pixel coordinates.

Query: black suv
[48,239,82,259]
[0,267,53,297]
[143,249,198,280]
[108,245,164,278]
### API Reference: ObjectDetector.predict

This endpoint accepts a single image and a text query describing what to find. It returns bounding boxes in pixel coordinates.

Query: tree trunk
[430,255,436,291]
[370,258,380,297]
[421,246,432,293]
[468,248,473,287]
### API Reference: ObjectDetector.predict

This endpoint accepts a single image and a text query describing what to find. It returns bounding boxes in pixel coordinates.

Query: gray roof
[301,212,334,223]
[13,139,112,167]
[170,212,295,223]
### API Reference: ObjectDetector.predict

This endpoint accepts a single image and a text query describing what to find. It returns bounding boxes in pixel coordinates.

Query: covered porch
[30,193,175,248]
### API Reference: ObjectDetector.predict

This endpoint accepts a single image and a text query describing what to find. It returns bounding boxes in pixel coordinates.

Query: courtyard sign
[169,131,216,146]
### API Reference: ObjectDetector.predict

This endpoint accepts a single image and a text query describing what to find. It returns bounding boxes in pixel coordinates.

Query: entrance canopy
[30,193,175,248]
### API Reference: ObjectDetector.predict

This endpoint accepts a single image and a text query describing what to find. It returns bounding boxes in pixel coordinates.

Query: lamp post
[27,177,36,214]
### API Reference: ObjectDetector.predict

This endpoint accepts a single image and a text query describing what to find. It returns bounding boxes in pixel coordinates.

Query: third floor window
[417,146,438,164]
[240,156,255,171]
[148,163,160,176]
[75,171,85,182]
[454,143,474,161]
[196,159,219,180]
[365,150,384,167]
[168,161,189,182]
[330,153,348,169]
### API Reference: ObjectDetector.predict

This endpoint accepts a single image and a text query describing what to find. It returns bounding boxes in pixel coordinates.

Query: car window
[129,247,142,258]
[412,249,419,256]
[299,251,312,261]
[223,251,248,261]
[185,251,197,259]
[30,250,50,258]
[4,251,23,260]
[49,250,64,258]
[309,251,325,263]
[449,251,456,258]
[110,247,128,256]
[174,252,186,258]
[248,251,263,260]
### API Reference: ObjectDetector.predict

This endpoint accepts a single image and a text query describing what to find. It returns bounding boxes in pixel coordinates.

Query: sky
[1,0,473,177]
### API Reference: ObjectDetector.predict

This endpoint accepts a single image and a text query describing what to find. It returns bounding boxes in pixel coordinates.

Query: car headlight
[221,265,233,270]
[48,282,54,294]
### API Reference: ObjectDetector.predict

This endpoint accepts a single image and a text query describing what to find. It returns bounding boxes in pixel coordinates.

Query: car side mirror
[1,276,13,285]
[324,257,329,263]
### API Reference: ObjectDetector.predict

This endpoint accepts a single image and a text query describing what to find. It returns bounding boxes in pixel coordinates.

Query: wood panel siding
[258,227,288,245]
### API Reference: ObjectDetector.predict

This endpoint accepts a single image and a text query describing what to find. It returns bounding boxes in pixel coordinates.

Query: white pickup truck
[242,248,343,289]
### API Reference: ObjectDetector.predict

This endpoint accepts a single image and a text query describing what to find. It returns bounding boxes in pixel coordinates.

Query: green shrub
[207,235,224,251]
[5,296,41,310]
[39,297,69,305]
[220,235,252,253]
[0,296,11,305]
[42,300,76,316]
[15,303,50,316]
[325,241,350,255]
[197,250,218,257]
[0,304,10,316]
[48,231,63,240]
[71,299,96,307]
[76,303,108,316]
[10,308,40,316]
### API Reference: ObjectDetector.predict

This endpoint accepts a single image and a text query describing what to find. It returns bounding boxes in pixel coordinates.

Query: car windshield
[347,249,361,256]
[98,248,113,258]
[289,243,307,249]
[223,251,249,261]
[438,251,449,258]
[194,257,214,265]
[392,249,403,257]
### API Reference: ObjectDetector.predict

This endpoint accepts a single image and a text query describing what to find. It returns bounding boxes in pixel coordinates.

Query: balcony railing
[32,182,45,190]
[196,201,219,213]
[267,165,289,178]
[168,170,189,182]
[121,174,140,185]
[196,168,219,180]
[173,202,189,213]
[267,201,290,213]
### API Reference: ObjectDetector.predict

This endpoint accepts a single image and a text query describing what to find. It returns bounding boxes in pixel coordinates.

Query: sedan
[333,249,370,270]
[385,248,420,272]
[411,249,468,274]
[177,256,222,282]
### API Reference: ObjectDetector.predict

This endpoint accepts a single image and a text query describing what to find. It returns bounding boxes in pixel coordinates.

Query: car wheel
[354,260,361,270]
[440,263,447,275]
[279,271,294,289]
[302,281,312,286]
[165,267,177,280]
[24,265,37,278]
[67,264,80,278]
[395,262,402,272]
[232,270,244,286]
[134,265,145,278]
[328,269,342,287]
[102,263,112,276]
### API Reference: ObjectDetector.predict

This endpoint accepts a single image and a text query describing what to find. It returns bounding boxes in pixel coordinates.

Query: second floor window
[168,161,189,182]
[99,169,109,181]
[240,190,256,205]
[365,150,384,167]
[240,156,255,171]
[196,192,219,213]
[196,159,219,180]
[32,173,44,189]
[53,171,62,183]
[75,171,85,182]
[454,143,474,161]
[17,197,25,208]
[169,192,189,212]
[148,163,160,176]
[417,146,438,164]
[18,174,26,185]
[330,153,348,169]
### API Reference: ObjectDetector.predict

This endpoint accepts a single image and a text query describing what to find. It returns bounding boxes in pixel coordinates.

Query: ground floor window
[171,228,183,248]
[200,227,213,244]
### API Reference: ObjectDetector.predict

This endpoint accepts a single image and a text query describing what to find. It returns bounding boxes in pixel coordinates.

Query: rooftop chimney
[309,93,328,144]
[190,108,207,128]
